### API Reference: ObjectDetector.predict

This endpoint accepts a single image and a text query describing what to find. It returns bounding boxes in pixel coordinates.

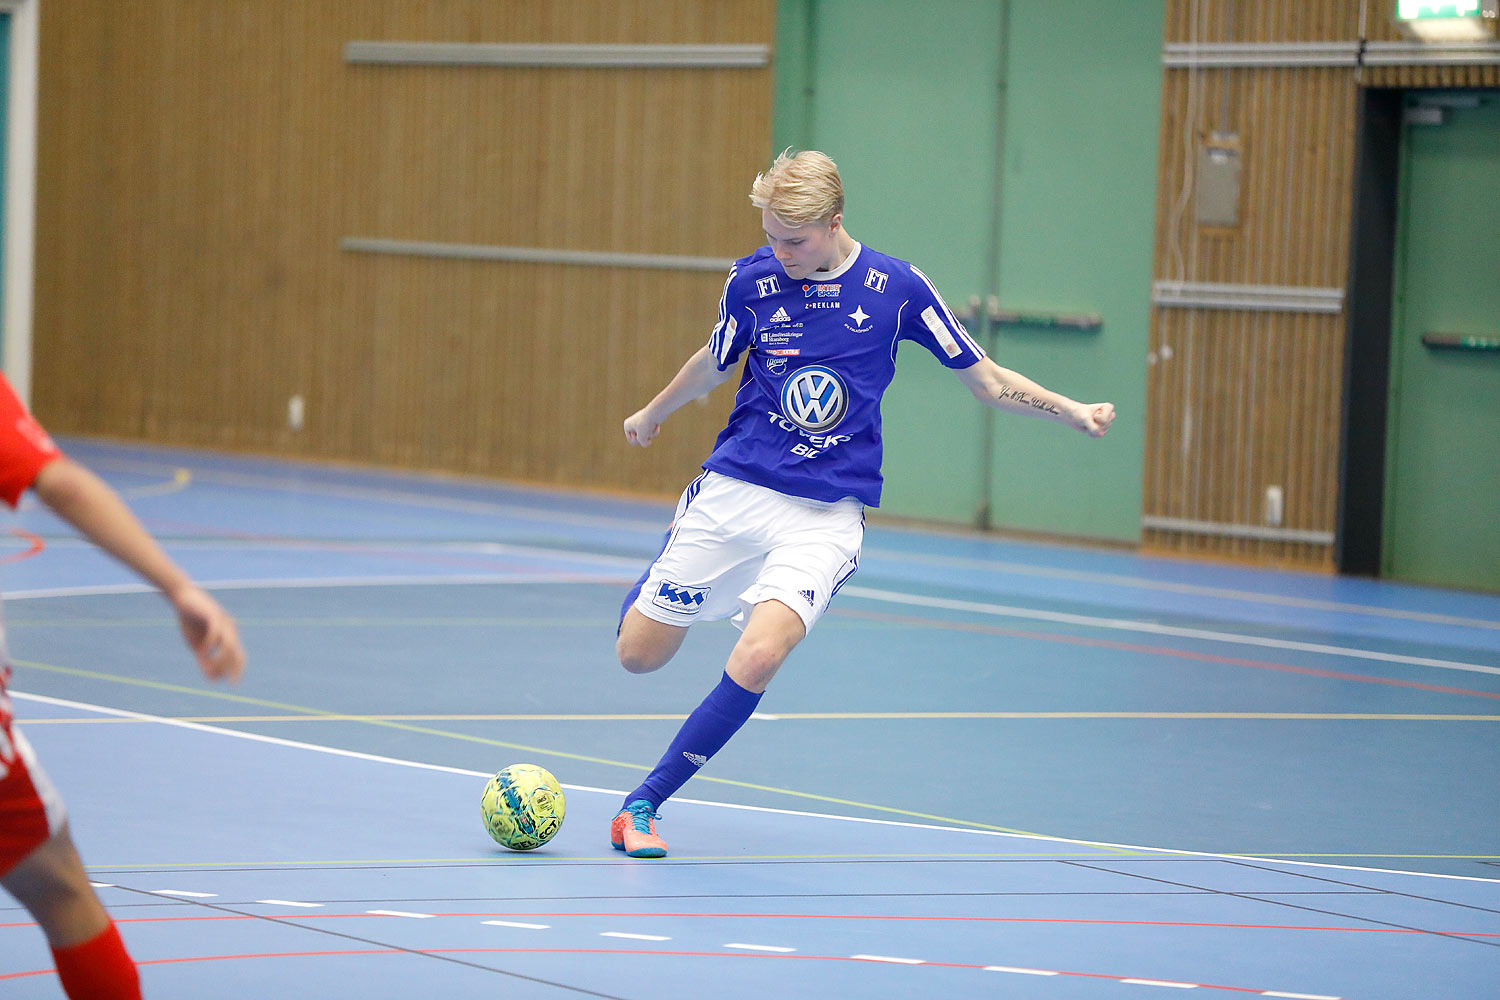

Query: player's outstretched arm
[623,344,737,447]
[955,358,1115,438]
[31,458,246,683]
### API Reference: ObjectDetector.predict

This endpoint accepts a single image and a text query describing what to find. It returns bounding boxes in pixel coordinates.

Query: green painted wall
[984,3,1157,541]
[772,0,1158,542]
[1383,94,1500,591]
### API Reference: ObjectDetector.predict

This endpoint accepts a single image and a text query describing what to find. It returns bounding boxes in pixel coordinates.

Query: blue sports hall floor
[1,438,1496,998]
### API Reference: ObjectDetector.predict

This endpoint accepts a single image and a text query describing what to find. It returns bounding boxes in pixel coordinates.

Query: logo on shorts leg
[682,752,708,767]
[798,589,817,607]
[653,581,710,615]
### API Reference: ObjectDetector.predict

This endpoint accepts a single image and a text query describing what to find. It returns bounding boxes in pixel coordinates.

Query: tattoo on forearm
[997,384,1060,416]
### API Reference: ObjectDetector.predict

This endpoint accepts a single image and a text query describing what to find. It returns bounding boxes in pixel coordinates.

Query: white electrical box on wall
[1196,132,1242,227]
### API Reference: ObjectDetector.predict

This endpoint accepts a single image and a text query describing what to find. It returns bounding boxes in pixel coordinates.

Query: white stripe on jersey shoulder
[715,315,740,365]
[908,263,982,356]
[708,263,739,360]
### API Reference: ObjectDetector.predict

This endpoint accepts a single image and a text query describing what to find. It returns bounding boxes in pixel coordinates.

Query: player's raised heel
[610,799,668,858]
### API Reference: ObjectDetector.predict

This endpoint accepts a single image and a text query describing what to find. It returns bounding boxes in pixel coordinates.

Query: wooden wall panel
[1148,44,1358,566]
[1164,1,1361,43]
[33,0,773,498]
[1363,63,1500,87]
[1148,0,1500,567]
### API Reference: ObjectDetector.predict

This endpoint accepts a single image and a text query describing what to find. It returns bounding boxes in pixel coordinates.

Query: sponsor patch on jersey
[921,306,963,358]
[769,307,791,324]
[765,348,801,355]
[767,357,788,375]
[864,268,888,293]
[757,275,781,298]
[802,283,841,298]
[779,365,849,433]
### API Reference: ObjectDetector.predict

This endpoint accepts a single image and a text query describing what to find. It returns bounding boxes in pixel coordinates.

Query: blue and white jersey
[703,243,984,506]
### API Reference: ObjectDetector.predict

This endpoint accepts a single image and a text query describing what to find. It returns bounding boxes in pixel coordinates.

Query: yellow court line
[20,714,696,724]
[120,468,192,500]
[11,658,1067,843]
[1218,853,1500,860]
[18,712,1500,724]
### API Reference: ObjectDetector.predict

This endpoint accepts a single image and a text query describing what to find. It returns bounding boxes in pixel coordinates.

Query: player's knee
[726,638,790,692]
[1,834,94,924]
[616,635,666,675]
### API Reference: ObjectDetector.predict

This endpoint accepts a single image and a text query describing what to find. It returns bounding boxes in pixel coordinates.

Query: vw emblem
[779,365,848,433]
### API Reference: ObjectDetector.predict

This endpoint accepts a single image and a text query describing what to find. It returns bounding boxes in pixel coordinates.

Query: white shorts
[631,471,864,634]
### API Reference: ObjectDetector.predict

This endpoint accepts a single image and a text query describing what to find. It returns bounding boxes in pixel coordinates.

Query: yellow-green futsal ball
[481,764,565,851]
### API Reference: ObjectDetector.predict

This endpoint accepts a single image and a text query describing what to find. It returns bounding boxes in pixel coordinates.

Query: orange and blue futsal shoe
[610,799,667,858]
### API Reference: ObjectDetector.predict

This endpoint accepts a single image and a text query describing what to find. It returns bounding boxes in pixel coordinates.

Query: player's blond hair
[749,148,844,226]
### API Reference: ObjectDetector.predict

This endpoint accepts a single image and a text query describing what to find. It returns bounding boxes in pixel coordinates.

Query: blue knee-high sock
[626,672,762,811]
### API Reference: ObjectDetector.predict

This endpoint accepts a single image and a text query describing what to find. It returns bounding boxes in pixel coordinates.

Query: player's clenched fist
[1080,402,1115,438]
[623,409,661,447]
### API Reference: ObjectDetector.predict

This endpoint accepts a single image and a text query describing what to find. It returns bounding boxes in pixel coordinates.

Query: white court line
[484,920,550,930]
[851,954,924,964]
[1121,980,1199,989]
[984,966,1059,976]
[724,943,796,953]
[601,931,670,942]
[840,585,1500,679]
[81,447,1500,631]
[366,910,434,919]
[257,899,322,908]
[149,889,216,898]
[861,546,1500,632]
[2,573,633,601]
[81,455,668,534]
[8,574,1496,681]
[11,690,1500,886]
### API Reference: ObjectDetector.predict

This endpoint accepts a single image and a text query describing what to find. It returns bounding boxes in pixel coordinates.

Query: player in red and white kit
[0,373,245,998]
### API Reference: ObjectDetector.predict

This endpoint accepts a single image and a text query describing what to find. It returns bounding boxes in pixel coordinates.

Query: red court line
[4,910,1494,936]
[831,606,1500,702]
[0,946,1324,995]
[0,528,45,565]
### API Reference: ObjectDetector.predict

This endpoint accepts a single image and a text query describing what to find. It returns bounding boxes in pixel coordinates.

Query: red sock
[50,920,142,1000]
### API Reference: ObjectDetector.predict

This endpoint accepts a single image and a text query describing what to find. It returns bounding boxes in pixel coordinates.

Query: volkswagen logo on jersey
[779,365,849,433]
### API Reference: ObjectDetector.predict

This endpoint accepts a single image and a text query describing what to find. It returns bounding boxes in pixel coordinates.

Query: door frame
[1339,86,1500,578]
[1336,87,1403,577]
[0,0,36,406]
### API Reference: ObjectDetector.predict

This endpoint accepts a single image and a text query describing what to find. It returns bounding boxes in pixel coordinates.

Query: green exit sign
[1398,1,1485,17]
[1395,0,1498,39]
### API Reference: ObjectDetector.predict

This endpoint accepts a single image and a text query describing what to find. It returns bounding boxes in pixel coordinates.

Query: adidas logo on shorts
[682,752,708,767]
[799,589,816,607]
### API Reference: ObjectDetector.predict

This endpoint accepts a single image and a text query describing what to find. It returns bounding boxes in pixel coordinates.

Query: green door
[980,4,1158,540]
[1384,93,1500,591]
[785,0,1004,525]
[776,0,1156,538]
